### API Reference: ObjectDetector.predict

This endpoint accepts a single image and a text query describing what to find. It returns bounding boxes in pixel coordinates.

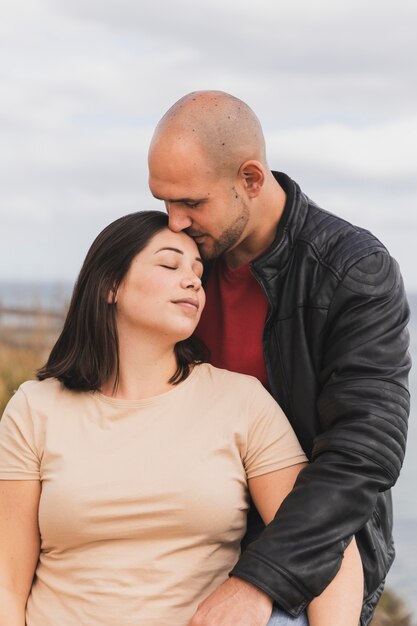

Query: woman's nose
[181,273,202,290]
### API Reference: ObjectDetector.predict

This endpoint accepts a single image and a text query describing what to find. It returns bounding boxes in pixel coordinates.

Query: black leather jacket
[228,172,411,625]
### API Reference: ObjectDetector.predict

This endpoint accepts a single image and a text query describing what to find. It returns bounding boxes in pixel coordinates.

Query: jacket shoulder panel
[341,253,399,297]
[299,200,388,280]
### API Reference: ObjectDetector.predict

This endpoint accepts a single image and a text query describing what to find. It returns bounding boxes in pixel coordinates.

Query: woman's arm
[249,464,363,626]
[0,480,41,626]
[306,536,362,626]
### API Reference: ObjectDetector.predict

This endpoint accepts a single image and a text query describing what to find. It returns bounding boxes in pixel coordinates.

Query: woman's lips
[171,298,199,311]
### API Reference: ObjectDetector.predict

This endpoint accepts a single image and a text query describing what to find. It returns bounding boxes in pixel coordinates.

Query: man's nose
[167,204,192,232]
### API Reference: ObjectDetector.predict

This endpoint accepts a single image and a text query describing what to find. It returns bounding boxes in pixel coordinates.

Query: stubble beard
[195,194,250,261]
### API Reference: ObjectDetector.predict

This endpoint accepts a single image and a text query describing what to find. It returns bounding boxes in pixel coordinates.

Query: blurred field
[0,342,46,414]
[0,304,64,413]
[372,588,415,625]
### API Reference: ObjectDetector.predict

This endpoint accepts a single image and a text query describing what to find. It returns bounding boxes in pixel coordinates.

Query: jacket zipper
[250,263,275,393]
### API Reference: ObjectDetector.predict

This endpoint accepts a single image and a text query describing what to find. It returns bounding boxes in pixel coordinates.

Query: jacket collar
[252,171,309,279]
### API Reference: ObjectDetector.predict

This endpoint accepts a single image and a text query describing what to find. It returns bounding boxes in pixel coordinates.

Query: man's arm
[249,466,363,626]
[230,252,410,615]
[250,463,364,626]
[189,462,363,626]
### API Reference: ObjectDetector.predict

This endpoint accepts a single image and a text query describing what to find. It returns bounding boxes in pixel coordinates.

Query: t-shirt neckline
[94,363,203,408]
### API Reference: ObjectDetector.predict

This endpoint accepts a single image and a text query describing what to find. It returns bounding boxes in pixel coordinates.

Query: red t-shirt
[197,258,269,388]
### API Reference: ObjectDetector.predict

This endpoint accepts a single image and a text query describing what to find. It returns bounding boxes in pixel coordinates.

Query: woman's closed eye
[159,264,178,270]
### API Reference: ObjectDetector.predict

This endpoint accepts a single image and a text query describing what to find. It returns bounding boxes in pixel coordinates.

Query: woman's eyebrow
[154,246,183,255]
[154,247,203,265]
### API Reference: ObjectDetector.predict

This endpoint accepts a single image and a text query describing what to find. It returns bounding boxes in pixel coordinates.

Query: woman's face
[114,228,206,343]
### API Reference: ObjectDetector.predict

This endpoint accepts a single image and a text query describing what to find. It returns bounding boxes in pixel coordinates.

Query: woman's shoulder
[193,364,286,431]
[4,378,94,426]
[196,363,264,393]
[14,377,73,408]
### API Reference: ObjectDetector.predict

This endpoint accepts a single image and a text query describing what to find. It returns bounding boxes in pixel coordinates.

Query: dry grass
[0,307,63,414]
[0,342,49,415]
[371,589,415,626]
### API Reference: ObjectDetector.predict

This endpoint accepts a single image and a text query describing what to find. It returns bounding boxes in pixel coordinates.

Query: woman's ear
[238,160,265,198]
[107,287,117,304]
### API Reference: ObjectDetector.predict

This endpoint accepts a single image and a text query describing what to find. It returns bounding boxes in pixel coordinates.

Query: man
[148,91,411,626]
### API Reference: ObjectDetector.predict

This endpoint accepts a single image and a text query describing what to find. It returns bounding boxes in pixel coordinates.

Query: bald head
[148,92,285,267]
[149,91,268,177]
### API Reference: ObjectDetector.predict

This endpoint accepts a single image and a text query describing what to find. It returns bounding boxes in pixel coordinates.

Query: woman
[0,211,363,626]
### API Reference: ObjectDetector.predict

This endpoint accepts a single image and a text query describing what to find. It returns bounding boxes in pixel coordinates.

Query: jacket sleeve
[230,251,411,615]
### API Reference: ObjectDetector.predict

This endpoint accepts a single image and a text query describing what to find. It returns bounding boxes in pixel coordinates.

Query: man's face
[148,144,250,261]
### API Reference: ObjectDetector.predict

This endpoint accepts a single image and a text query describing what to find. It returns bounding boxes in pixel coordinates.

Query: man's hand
[188,576,273,626]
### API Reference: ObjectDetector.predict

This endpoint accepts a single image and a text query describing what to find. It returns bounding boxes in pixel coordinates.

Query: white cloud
[1,0,416,287]
[268,115,417,183]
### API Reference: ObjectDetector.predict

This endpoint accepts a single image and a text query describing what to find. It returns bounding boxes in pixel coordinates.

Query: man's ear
[238,160,265,198]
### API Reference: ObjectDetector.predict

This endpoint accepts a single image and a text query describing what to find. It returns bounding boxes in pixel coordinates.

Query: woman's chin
[173,329,196,343]
[170,324,199,344]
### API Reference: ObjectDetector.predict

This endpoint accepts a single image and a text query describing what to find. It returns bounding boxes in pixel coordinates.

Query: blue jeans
[266,607,309,626]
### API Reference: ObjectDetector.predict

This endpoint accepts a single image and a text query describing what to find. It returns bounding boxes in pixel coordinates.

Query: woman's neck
[101,329,178,400]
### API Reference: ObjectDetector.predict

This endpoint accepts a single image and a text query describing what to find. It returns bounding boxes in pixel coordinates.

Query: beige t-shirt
[0,363,307,626]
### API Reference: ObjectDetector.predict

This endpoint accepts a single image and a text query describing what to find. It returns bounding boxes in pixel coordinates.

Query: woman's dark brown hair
[37,211,207,391]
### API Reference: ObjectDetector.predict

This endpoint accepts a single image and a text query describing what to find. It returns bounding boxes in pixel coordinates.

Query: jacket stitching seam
[296,237,390,285]
[275,304,329,322]
[313,444,397,482]
[320,378,410,399]
[240,552,314,597]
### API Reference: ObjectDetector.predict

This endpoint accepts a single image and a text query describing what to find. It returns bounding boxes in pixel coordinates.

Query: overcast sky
[1,0,416,290]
